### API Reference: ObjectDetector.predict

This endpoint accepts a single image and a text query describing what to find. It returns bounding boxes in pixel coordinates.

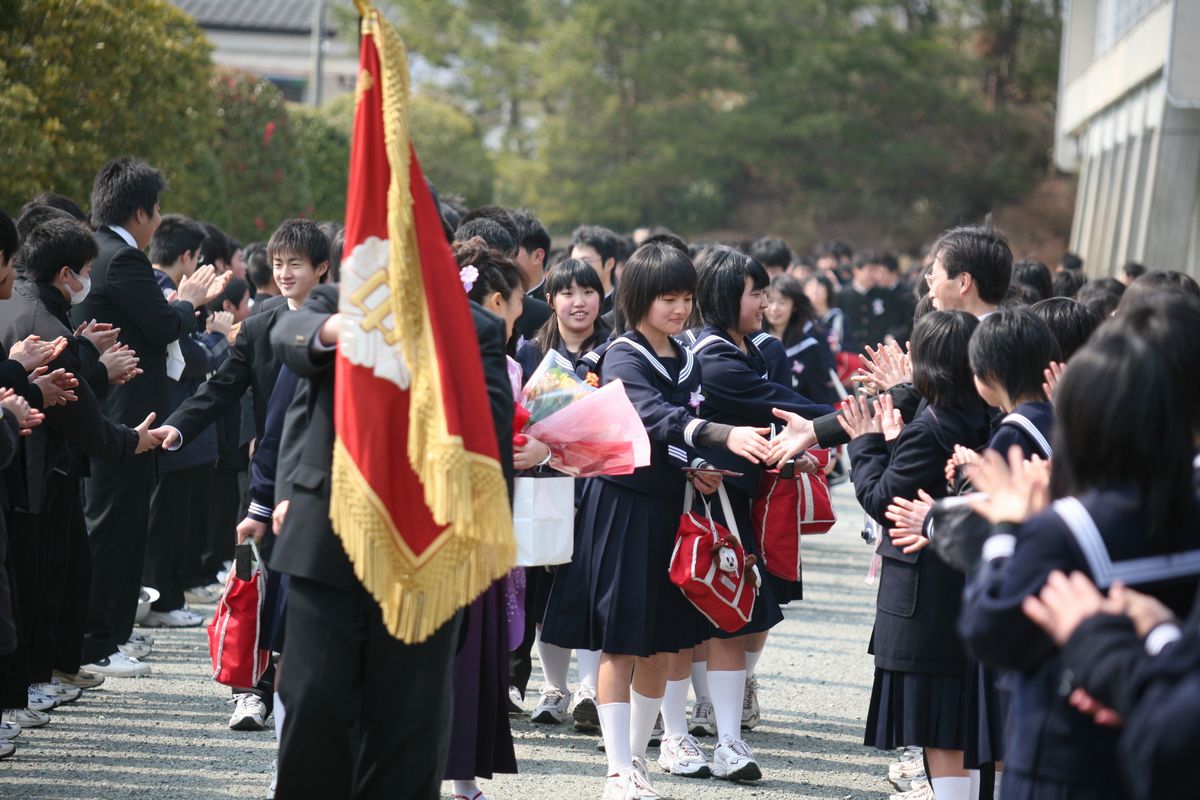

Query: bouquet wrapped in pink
[519,351,650,477]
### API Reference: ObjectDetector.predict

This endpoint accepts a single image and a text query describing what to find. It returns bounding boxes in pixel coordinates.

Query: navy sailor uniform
[960,488,1200,798]
[849,400,991,751]
[540,331,719,656]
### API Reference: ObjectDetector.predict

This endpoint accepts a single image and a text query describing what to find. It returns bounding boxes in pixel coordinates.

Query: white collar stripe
[785,338,818,357]
[613,337,671,381]
[1002,413,1053,458]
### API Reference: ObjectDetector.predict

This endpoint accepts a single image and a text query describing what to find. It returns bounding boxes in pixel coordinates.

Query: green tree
[290,104,351,224]
[0,0,218,220]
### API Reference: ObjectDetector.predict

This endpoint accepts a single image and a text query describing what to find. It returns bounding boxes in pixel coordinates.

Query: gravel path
[1,483,893,799]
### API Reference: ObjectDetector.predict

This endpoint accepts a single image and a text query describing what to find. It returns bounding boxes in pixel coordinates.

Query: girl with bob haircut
[539,242,771,800]
[841,310,992,800]
[684,246,834,782]
[961,326,1200,800]
[515,258,610,732]
[764,273,839,405]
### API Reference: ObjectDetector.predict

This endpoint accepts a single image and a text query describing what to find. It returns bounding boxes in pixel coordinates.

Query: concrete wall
[205,28,358,105]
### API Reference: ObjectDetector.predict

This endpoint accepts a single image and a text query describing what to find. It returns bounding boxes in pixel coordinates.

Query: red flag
[332,3,513,643]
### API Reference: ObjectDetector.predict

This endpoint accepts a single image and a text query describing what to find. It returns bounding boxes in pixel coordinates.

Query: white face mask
[66,272,91,305]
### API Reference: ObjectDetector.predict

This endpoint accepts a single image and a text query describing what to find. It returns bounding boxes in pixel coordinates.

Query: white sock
[708,669,745,742]
[690,660,711,702]
[535,632,571,693]
[598,702,632,774]
[629,689,662,759]
[968,769,980,800]
[273,691,285,742]
[451,780,481,799]
[994,770,1003,799]
[577,649,601,691]
[931,776,973,800]
[745,648,763,679]
[661,678,690,739]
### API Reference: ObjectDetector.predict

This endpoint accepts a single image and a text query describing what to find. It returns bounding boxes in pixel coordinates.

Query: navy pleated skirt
[864,667,967,751]
[540,478,707,657]
[964,657,1009,767]
[703,484,784,640]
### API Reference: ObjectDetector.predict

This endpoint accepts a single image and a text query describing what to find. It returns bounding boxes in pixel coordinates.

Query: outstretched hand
[134,413,161,454]
[766,408,817,466]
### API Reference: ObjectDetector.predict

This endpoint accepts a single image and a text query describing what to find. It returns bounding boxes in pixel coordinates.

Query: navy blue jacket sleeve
[699,344,833,425]
[603,345,706,449]
[247,366,301,522]
[846,415,945,526]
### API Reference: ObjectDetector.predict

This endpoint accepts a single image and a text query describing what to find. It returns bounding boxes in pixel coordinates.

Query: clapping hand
[945,444,981,487]
[31,366,78,406]
[965,446,1051,525]
[885,489,935,554]
[852,341,912,395]
[206,310,234,338]
[766,408,817,466]
[0,387,42,434]
[74,320,121,354]
[1043,361,1066,405]
[836,395,882,439]
[176,264,219,307]
[877,393,904,442]
[100,343,141,384]
[10,335,67,372]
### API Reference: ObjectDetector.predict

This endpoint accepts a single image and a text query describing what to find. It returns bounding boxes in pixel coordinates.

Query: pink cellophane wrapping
[525,379,651,477]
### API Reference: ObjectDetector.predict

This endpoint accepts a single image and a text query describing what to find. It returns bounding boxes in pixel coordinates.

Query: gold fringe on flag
[331,4,515,644]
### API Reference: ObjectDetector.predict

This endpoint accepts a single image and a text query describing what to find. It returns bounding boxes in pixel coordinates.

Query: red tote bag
[670,483,759,633]
[208,542,271,688]
[751,449,837,582]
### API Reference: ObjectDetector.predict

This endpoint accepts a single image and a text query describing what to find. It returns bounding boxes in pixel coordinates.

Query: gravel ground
[0,482,893,800]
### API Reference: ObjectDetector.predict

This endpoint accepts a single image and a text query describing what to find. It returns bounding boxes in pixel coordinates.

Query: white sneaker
[26,686,58,712]
[141,607,204,628]
[657,733,711,778]
[229,692,268,731]
[53,669,105,689]
[649,713,663,748]
[184,585,222,605]
[741,676,760,730]
[899,745,923,763]
[689,699,716,736]
[889,757,927,791]
[32,679,82,706]
[571,685,600,732]
[83,652,151,677]
[602,768,660,800]
[712,735,762,782]
[118,638,152,659]
[0,721,22,740]
[129,631,155,647]
[530,686,570,724]
[890,783,935,800]
[0,739,13,760]
[2,708,49,729]
[630,757,661,798]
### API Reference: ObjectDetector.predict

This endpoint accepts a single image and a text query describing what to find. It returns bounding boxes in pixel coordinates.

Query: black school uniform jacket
[594,331,709,500]
[72,226,198,426]
[690,326,833,497]
[960,488,1200,789]
[849,401,990,673]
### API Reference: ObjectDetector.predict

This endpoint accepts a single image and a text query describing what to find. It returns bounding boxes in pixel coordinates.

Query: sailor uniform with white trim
[540,330,728,657]
[960,488,1200,798]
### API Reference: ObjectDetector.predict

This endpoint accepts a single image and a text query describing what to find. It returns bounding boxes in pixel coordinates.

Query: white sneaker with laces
[82,651,151,677]
[32,679,82,706]
[118,638,152,659]
[530,686,570,724]
[890,782,935,800]
[657,733,711,778]
[229,692,268,731]
[741,676,760,730]
[128,631,155,646]
[26,686,58,712]
[888,757,927,791]
[184,585,222,605]
[712,735,762,782]
[141,607,204,628]
[2,708,49,729]
[0,721,21,740]
[52,669,105,690]
[571,685,600,732]
[649,713,663,748]
[629,757,661,798]
[602,770,654,800]
[688,699,716,736]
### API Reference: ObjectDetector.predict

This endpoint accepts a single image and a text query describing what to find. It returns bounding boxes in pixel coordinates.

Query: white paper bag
[512,476,575,567]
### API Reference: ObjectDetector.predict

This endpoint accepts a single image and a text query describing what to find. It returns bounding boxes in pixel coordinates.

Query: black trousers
[0,511,40,708]
[82,456,155,663]
[31,473,90,681]
[196,467,240,586]
[277,576,460,800]
[145,465,205,612]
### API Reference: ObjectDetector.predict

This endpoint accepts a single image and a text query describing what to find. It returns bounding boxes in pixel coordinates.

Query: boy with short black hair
[570,224,622,315]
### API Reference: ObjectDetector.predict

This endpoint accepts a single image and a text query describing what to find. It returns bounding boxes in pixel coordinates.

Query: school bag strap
[1052,497,1200,589]
[1000,412,1053,458]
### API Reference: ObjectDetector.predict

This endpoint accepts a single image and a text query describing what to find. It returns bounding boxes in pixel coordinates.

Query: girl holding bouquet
[514,258,611,732]
[540,241,772,800]
[686,246,835,781]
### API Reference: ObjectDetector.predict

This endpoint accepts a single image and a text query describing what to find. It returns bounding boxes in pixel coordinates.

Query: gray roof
[170,0,345,35]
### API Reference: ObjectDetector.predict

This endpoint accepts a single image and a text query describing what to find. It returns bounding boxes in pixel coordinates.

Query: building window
[1095,0,1165,55]
[267,76,308,103]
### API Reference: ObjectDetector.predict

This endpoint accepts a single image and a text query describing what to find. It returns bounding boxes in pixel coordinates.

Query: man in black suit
[72,157,224,674]
[511,209,552,341]
[271,284,511,799]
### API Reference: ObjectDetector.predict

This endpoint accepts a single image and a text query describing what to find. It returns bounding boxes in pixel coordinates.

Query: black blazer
[71,226,197,426]
[848,402,990,674]
[512,293,552,343]
[164,294,288,445]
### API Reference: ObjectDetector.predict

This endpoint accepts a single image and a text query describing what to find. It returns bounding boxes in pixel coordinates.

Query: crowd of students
[0,155,1196,800]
